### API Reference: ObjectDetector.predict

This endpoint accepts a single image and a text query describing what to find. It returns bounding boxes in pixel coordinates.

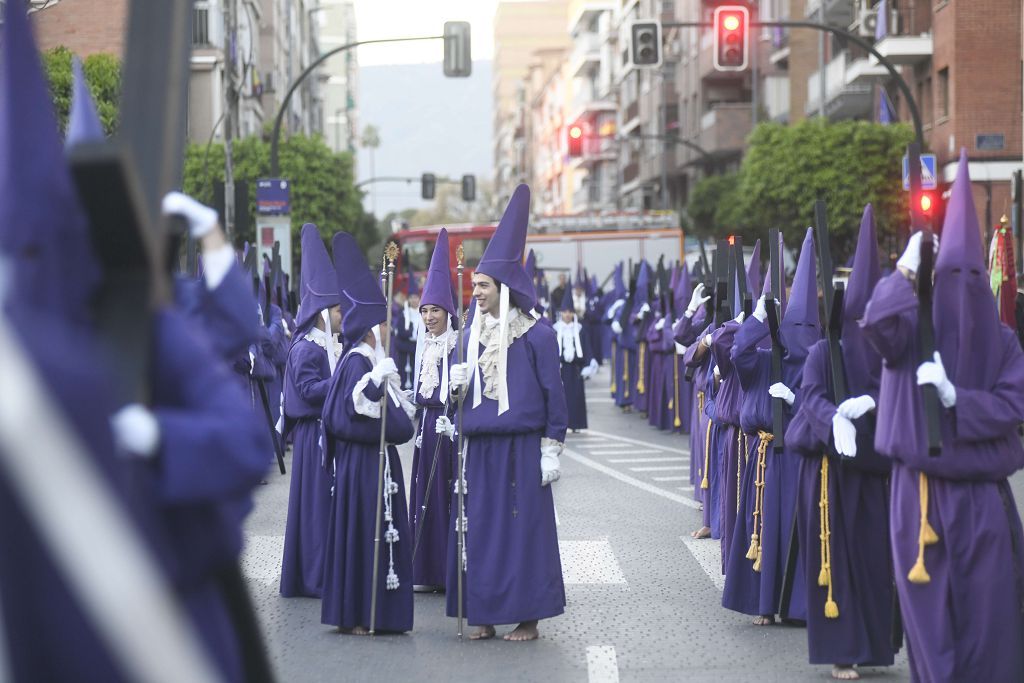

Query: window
[192,7,210,46]
[937,67,949,120]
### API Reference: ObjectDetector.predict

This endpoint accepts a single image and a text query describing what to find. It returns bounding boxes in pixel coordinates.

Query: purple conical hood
[589,274,599,298]
[841,204,883,396]
[780,227,819,361]
[421,227,455,317]
[295,223,340,334]
[0,0,99,317]
[933,148,1001,385]
[845,204,881,324]
[575,264,585,290]
[746,239,762,298]
[66,56,104,148]
[332,232,386,347]
[634,261,651,307]
[477,184,535,311]
[674,263,691,315]
[524,249,537,282]
[612,262,626,298]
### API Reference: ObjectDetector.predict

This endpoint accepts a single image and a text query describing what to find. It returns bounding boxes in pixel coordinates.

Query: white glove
[635,303,651,320]
[655,317,666,331]
[733,310,745,324]
[752,294,767,323]
[768,382,795,406]
[161,191,218,239]
[110,404,160,458]
[896,230,940,276]
[611,320,623,335]
[832,413,858,457]
[402,388,415,403]
[713,365,721,380]
[369,357,399,386]
[540,442,562,486]
[450,362,470,390]
[674,342,687,355]
[702,333,713,349]
[686,283,710,317]
[435,415,456,440]
[916,351,956,408]
[836,395,876,420]
[581,358,599,379]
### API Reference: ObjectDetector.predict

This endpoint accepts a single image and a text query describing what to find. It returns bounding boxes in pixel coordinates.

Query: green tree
[42,46,121,136]
[182,134,375,259]
[686,172,743,240]
[731,119,914,263]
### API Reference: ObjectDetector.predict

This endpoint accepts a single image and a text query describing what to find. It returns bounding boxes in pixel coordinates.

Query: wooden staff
[455,244,467,639]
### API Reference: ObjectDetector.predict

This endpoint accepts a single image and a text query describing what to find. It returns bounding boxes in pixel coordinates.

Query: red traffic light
[569,125,583,139]
[567,125,584,157]
[919,193,933,213]
[713,6,749,71]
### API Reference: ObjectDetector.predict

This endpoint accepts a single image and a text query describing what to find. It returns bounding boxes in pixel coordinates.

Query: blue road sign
[902,154,937,190]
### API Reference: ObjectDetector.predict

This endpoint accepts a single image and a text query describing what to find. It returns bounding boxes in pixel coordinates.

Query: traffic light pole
[664,20,924,149]
[269,35,443,177]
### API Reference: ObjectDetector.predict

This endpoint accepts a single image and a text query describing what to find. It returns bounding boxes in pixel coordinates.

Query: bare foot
[832,665,859,680]
[503,620,539,641]
[752,615,775,626]
[690,526,711,539]
[337,625,369,636]
[469,625,496,640]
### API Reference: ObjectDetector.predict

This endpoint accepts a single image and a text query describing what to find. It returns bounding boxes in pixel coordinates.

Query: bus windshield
[403,239,435,272]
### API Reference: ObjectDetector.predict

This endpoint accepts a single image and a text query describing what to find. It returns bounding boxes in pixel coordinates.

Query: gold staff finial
[456,243,465,267]
[385,241,399,264]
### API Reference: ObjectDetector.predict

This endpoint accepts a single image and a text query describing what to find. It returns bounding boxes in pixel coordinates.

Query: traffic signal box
[713,5,749,71]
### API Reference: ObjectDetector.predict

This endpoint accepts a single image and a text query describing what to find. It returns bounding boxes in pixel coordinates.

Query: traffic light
[421,173,436,200]
[461,174,476,202]
[713,5,749,71]
[914,189,946,230]
[443,21,472,77]
[567,124,583,157]
[628,21,662,68]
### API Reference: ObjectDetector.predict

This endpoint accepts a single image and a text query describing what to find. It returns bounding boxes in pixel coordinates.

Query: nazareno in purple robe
[446,316,568,625]
[554,319,592,431]
[722,316,808,620]
[646,313,673,431]
[684,322,719,523]
[409,330,457,588]
[676,308,707,490]
[279,334,335,598]
[711,319,744,571]
[860,152,1024,682]
[320,344,416,632]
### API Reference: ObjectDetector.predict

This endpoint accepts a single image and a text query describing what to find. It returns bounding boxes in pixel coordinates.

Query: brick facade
[29,0,129,58]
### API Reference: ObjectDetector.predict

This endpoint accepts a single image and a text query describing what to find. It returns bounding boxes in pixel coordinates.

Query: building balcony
[804,0,854,26]
[871,33,933,66]
[623,160,640,184]
[569,1,613,36]
[806,51,878,120]
[697,103,753,159]
[570,31,602,77]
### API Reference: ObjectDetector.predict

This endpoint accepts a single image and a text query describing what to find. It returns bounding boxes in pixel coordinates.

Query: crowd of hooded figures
[594,150,1024,681]
[2,2,1024,679]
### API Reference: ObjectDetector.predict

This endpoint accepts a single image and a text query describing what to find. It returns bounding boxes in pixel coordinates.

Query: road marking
[584,429,690,455]
[677,486,695,493]
[682,536,724,591]
[608,457,687,464]
[559,539,626,585]
[587,398,616,404]
[586,645,620,683]
[629,465,688,472]
[563,449,701,510]
[652,476,688,482]
[585,449,661,456]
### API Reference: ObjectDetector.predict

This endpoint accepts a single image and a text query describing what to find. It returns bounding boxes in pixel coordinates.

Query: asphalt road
[242,365,1024,682]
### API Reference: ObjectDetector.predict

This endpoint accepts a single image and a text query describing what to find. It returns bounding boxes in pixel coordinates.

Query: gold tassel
[637,343,646,394]
[610,341,617,394]
[737,429,744,515]
[701,416,712,490]
[750,432,773,571]
[908,472,938,584]
[820,455,839,617]
[818,456,829,587]
[672,357,682,428]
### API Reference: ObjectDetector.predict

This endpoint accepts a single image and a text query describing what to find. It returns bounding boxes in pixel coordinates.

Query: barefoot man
[448,184,568,641]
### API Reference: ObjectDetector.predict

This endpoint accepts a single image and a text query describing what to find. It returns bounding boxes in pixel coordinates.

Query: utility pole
[659,70,670,210]
[223,0,239,238]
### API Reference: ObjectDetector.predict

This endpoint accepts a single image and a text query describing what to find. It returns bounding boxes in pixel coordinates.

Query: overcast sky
[352,0,498,66]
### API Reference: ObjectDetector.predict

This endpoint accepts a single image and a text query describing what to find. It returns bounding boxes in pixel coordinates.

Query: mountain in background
[357,60,493,219]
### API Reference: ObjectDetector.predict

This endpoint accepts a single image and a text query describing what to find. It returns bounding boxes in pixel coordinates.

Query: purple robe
[712,320,743,570]
[447,319,568,624]
[862,272,1024,681]
[554,320,592,431]
[646,317,674,431]
[410,337,456,588]
[684,321,718,518]
[320,346,415,631]
[785,341,897,666]
[632,316,654,414]
[722,317,807,619]
[279,337,334,598]
[611,315,638,408]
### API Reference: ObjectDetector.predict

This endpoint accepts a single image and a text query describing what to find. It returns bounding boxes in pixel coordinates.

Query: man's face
[408,293,420,309]
[472,273,500,316]
[328,305,342,334]
[420,304,448,336]
[560,310,574,323]
[559,274,568,287]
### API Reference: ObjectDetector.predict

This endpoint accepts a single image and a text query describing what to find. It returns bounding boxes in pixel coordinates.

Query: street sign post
[902,153,937,190]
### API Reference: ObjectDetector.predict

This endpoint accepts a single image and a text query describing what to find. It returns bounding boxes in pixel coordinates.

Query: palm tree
[360,124,381,215]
